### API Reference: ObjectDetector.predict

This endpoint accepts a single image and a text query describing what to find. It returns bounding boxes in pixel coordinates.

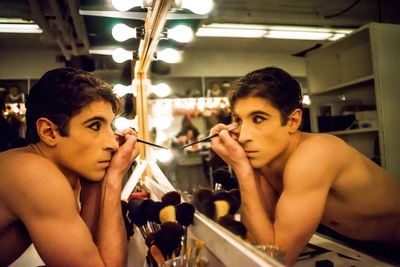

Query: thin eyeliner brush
[179,124,240,149]
[115,131,168,150]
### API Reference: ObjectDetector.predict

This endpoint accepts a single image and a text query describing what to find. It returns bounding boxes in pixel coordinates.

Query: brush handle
[115,131,168,149]
[180,124,239,149]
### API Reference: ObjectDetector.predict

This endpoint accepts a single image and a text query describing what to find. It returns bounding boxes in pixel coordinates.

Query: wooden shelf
[326,127,378,136]
[310,75,374,96]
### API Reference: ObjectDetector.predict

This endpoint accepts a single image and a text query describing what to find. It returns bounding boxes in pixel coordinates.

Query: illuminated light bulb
[157,48,182,64]
[112,0,143,11]
[181,0,213,15]
[156,132,168,144]
[302,95,311,106]
[167,25,194,43]
[152,83,171,97]
[113,84,134,97]
[154,115,172,130]
[112,23,137,42]
[112,48,132,63]
[114,117,135,131]
[156,149,173,163]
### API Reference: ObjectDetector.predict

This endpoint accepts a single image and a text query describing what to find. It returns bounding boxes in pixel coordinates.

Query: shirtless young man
[210,67,400,266]
[0,68,140,266]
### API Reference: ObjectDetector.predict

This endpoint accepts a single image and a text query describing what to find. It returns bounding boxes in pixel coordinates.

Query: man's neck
[30,142,79,188]
[267,131,303,177]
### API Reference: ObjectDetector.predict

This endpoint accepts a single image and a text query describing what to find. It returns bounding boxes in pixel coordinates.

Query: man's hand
[109,128,140,176]
[210,123,249,169]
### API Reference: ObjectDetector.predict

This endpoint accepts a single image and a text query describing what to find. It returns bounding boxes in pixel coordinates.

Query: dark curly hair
[26,68,120,144]
[229,67,303,125]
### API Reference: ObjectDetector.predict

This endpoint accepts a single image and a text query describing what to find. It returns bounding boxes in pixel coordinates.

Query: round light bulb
[154,115,172,130]
[112,0,143,11]
[181,0,213,15]
[112,23,137,42]
[112,48,132,63]
[157,48,182,64]
[114,117,131,131]
[167,25,194,43]
[113,84,134,97]
[152,83,171,97]
[155,149,173,163]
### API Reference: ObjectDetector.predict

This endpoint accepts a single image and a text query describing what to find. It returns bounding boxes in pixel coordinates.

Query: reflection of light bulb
[157,48,182,64]
[152,83,171,97]
[167,25,194,43]
[112,23,137,42]
[112,48,132,63]
[156,149,173,163]
[112,0,143,11]
[181,0,213,15]
[113,84,134,97]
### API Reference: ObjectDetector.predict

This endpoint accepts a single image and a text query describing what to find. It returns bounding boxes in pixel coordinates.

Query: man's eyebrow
[249,110,271,117]
[82,116,107,124]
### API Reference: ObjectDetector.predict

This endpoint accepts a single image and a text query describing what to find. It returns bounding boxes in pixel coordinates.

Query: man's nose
[237,123,250,144]
[106,129,119,151]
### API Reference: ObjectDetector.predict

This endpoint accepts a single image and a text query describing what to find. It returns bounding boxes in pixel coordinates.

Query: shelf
[326,127,378,136]
[310,75,374,96]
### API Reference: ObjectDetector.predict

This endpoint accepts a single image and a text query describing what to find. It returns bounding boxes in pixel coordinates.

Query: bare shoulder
[0,148,76,219]
[284,133,350,186]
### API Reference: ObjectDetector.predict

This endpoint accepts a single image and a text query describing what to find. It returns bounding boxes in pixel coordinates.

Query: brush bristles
[176,202,195,226]
[214,200,230,219]
[159,205,176,224]
[218,215,247,239]
[161,191,181,206]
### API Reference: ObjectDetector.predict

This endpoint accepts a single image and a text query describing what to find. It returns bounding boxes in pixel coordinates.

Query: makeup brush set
[122,191,206,266]
[192,188,247,240]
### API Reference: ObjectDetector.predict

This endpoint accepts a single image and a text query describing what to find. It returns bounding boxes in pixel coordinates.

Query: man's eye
[88,122,101,131]
[252,116,265,124]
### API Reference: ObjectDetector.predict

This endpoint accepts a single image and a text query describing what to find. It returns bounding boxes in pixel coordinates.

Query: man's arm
[211,126,337,266]
[94,130,140,266]
[9,157,108,266]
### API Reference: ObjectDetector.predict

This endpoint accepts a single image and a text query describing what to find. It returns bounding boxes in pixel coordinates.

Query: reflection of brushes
[114,131,168,150]
[179,124,240,149]
[189,240,205,267]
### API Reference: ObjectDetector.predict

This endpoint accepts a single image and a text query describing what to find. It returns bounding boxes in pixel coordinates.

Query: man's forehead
[73,101,115,121]
[233,97,276,116]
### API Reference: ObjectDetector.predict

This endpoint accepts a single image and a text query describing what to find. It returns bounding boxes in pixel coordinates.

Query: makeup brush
[214,199,230,219]
[161,221,185,257]
[214,191,240,215]
[140,199,159,232]
[213,168,239,190]
[161,191,181,206]
[154,223,184,260]
[180,124,240,149]
[228,188,241,203]
[176,202,196,256]
[218,215,247,239]
[114,131,168,150]
[127,198,150,238]
[145,201,165,231]
[192,188,215,219]
[159,205,176,224]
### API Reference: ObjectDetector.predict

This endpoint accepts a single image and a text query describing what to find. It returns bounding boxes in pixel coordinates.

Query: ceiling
[0,0,400,73]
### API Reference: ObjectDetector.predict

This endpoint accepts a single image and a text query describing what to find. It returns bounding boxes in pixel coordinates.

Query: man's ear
[288,108,303,133]
[36,118,58,146]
